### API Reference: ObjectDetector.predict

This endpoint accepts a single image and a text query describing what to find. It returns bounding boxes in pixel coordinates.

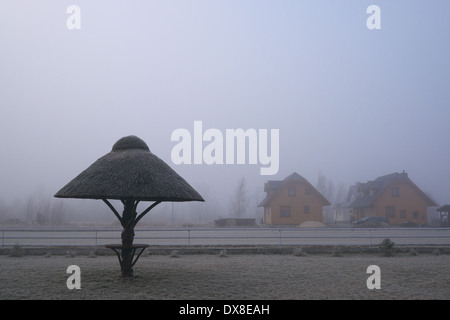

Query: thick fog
[1,1,449,225]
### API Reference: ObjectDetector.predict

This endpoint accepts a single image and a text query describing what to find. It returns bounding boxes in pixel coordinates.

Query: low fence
[1,227,450,247]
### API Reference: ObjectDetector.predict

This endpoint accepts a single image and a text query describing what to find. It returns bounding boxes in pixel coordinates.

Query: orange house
[258,173,330,225]
[347,172,436,225]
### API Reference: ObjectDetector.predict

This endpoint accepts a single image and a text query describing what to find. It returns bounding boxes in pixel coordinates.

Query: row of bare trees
[0,190,66,226]
[315,172,348,224]
[0,173,347,226]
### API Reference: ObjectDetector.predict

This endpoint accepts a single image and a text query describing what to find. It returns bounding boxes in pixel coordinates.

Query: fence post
[95,230,98,246]
[369,229,372,246]
[188,230,191,246]
[279,229,282,247]
[1,230,4,248]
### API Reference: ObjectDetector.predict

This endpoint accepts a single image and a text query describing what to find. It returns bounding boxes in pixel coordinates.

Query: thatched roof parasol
[54,135,204,277]
[54,135,204,202]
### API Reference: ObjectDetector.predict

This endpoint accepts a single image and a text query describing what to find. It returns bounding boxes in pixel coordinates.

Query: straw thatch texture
[54,136,204,202]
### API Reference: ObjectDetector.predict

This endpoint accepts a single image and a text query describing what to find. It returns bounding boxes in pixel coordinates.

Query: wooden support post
[104,198,161,277]
[120,199,136,277]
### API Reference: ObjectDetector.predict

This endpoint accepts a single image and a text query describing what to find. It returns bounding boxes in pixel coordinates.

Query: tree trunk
[103,199,161,277]
[120,200,136,277]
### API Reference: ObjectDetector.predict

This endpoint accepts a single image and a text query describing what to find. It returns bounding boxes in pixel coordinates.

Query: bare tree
[231,177,248,218]
[0,198,7,223]
[316,172,333,224]
[25,195,36,225]
[316,172,347,224]
[252,187,265,225]
[50,199,66,225]
[316,171,327,197]
[333,183,347,223]
[11,198,24,222]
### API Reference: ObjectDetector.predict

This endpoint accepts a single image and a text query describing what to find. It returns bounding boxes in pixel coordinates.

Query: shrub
[432,248,442,256]
[378,238,395,257]
[218,249,227,257]
[87,250,97,258]
[9,242,24,257]
[65,249,76,257]
[331,247,343,257]
[292,248,306,257]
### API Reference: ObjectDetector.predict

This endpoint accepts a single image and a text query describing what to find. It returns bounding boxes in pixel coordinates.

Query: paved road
[2,227,450,247]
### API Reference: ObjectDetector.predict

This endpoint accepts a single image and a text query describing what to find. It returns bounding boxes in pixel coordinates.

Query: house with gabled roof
[347,171,437,225]
[258,172,331,225]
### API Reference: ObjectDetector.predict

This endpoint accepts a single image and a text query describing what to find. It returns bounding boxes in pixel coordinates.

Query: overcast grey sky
[1,1,449,211]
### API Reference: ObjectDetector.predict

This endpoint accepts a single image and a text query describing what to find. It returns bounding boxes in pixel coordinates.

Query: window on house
[305,188,311,195]
[392,187,399,197]
[304,206,310,214]
[400,210,406,218]
[413,211,419,218]
[280,206,291,217]
[386,206,395,218]
[288,187,295,197]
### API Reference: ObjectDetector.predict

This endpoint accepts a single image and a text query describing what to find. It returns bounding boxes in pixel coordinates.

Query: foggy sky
[1,1,449,215]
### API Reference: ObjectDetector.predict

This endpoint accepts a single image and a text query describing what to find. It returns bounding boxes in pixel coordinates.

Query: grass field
[1,252,449,300]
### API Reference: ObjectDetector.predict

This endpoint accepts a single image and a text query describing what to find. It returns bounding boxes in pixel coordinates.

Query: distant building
[214,218,256,227]
[346,171,437,225]
[437,205,450,226]
[258,173,331,225]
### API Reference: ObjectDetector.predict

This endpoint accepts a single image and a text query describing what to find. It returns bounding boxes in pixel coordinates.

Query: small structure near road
[214,218,256,227]
[437,205,450,226]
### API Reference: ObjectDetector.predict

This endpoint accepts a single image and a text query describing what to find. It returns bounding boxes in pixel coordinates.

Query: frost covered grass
[1,253,449,300]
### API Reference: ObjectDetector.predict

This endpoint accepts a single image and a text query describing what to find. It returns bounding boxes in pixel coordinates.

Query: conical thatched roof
[54,135,204,202]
